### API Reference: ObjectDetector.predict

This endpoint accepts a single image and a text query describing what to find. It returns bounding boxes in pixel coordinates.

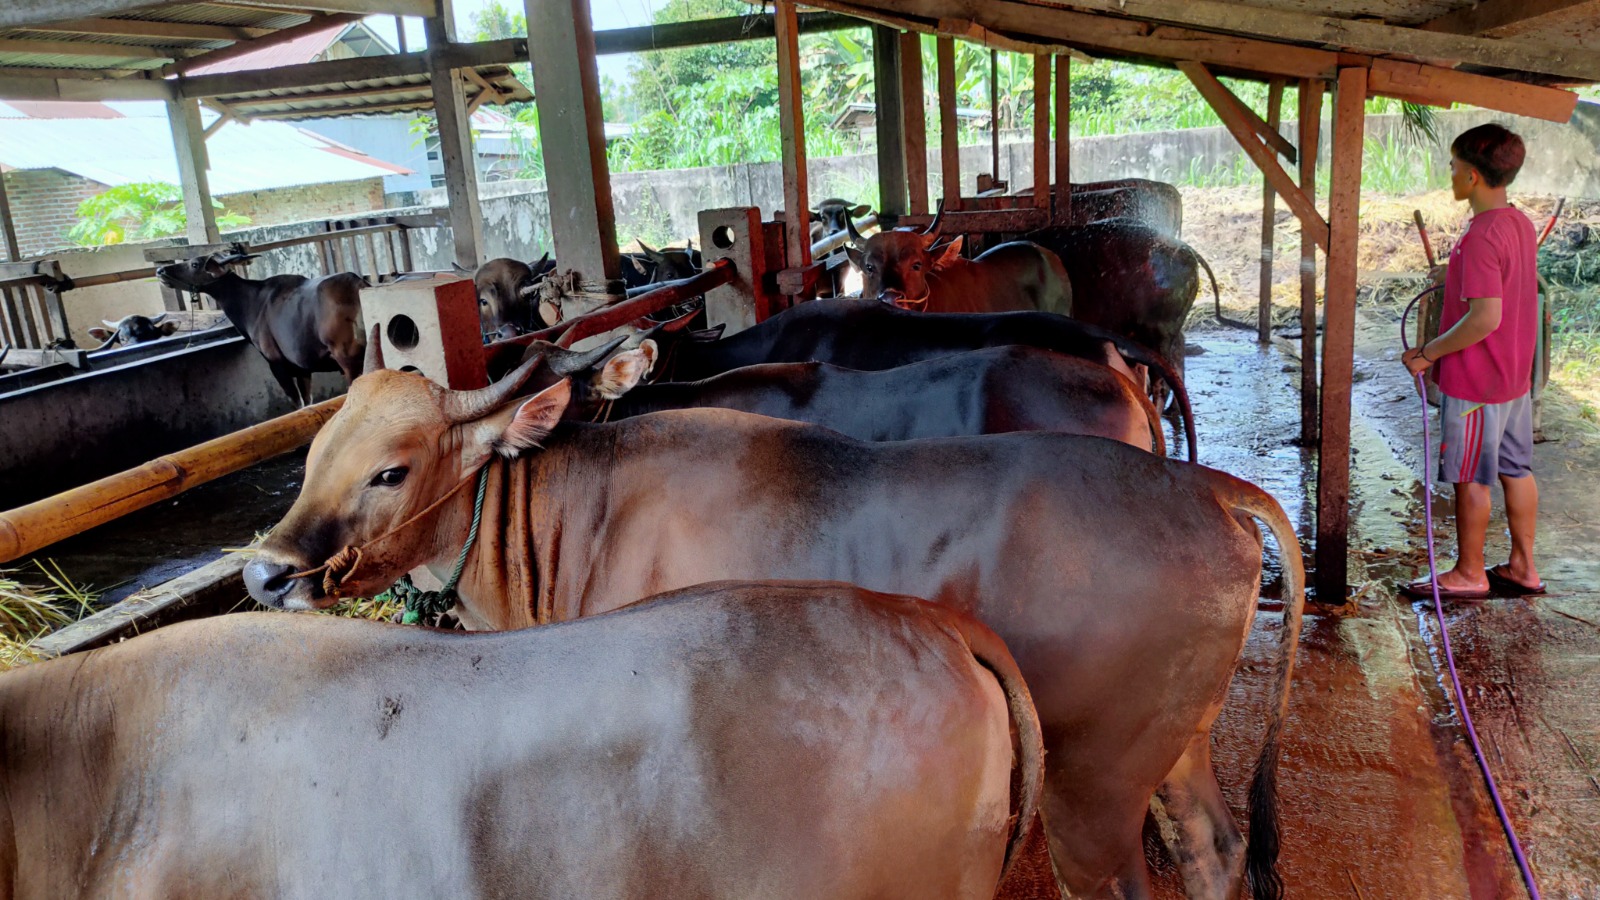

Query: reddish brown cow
[0,581,1042,899]
[244,355,1306,900]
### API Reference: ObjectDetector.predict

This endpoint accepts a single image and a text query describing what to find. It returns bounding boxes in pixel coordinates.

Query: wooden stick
[899,31,929,217]
[1258,78,1285,344]
[1299,78,1323,447]
[936,36,962,210]
[0,397,345,564]
[1053,54,1071,225]
[1032,53,1050,209]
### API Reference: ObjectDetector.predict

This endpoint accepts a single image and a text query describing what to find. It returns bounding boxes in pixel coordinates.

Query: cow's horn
[440,353,544,423]
[846,213,864,245]
[149,312,168,325]
[364,323,385,373]
[922,201,945,244]
[102,318,119,328]
[547,334,628,377]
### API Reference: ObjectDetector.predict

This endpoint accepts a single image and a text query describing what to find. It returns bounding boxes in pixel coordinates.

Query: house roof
[182,19,365,77]
[0,100,411,192]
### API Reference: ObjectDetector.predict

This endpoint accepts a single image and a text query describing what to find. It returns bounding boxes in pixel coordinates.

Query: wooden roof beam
[1367,57,1579,123]
[27,18,275,42]
[1027,0,1600,81]
[0,37,187,60]
[164,13,362,76]
[0,0,427,29]
[0,71,173,100]
[1421,0,1600,36]
[1179,61,1328,251]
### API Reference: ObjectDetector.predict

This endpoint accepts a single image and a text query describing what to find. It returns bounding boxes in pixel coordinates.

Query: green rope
[377,466,491,625]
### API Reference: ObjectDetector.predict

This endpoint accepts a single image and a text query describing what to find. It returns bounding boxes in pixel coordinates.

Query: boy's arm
[1405,296,1501,374]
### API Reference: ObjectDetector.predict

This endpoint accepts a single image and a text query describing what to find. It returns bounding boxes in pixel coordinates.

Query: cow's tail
[946,610,1044,886]
[1228,483,1306,900]
[1197,245,1250,332]
[1132,382,1167,457]
[1109,338,1197,464]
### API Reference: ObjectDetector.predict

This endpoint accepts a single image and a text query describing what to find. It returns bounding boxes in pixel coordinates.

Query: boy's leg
[1426,394,1499,593]
[1495,393,1541,588]
[1445,483,1492,590]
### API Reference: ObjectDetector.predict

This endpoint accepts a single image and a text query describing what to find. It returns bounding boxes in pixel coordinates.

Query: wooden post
[1258,78,1285,343]
[164,96,220,245]
[899,32,928,216]
[873,25,907,219]
[1299,78,1323,447]
[426,8,485,272]
[1315,67,1366,603]
[775,0,811,271]
[988,49,1001,182]
[524,0,623,294]
[1053,54,1071,225]
[1032,53,1049,209]
[936,36,962,210]
[0,170,18,262]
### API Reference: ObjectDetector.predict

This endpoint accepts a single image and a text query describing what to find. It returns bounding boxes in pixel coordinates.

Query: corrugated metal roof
[0,101,412,192]
[183,21,349,76]
[211,66,532,120]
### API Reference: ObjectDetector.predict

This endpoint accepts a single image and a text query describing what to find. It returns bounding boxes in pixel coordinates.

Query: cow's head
[242,329,654,610]
[809,199,872,238]
[155,249,257,291]
[88,313,178,349]
[628,241,700,284]
[472,254,548,332]
[845,206,963,308]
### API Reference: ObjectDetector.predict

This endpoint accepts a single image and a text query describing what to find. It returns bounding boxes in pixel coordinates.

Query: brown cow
[244,357,1306,900]
[844,208,1071,314]
[459,253,554,334]
[0,581,1042,899]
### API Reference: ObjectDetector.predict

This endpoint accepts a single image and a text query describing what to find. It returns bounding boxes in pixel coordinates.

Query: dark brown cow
[156,250,365,406]
[460,253,554,334]
[1069,178,1183,237]
[578,344,1164,455]
[0,581,1042,899]
[244,358,1305,899]
[844,209,1070,313]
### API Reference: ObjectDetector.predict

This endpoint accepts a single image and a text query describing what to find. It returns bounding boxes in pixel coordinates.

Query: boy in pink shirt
[1402,124,1543,598]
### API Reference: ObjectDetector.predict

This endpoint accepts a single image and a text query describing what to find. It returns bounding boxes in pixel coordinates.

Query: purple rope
[1406,289,1541,899]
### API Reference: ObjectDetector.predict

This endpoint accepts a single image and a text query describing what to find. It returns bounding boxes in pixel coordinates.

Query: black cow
[87,313,179,349]
[809,198,872,243]
[622,241,701,288]
[156,251,366,406]
[1069,178,1183,237]
[641,297,1197,460]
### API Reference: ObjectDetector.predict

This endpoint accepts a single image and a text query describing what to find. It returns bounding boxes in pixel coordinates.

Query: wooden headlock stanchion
[0,397,344,564]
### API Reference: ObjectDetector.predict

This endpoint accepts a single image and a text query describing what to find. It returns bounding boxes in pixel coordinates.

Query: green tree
[68,182,249,247]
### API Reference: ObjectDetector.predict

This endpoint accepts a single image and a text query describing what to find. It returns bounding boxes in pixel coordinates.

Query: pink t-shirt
[1433,206,1539,404]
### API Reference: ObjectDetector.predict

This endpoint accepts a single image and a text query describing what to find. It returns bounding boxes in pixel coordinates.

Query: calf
[584,344,1164,455]
[622,241,700,287]
[244,358,1306,898]
[87,312,178,349]
[845,209,1070,313]
[643,297,1197,461]
[0,581,1041,900]
[156,250,365,406]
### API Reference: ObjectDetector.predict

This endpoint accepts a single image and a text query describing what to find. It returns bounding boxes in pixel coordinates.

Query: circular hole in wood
[386,314,421,351]
[711,225,736,250]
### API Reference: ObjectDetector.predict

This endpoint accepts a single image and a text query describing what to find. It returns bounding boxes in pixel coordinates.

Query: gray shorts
[1438,392,1533,486]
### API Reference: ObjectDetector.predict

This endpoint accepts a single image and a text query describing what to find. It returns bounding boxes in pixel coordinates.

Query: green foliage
[68,182,249,247]
[1360,134,1448,195]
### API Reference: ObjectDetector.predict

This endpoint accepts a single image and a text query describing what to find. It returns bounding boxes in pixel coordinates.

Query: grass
[0,561,103,672]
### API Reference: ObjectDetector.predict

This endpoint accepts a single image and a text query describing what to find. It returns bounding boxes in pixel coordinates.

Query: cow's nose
[878,289,904,304]
[244,559,296,608]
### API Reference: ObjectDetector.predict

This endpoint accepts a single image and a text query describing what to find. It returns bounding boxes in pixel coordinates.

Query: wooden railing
[0,261,77,367]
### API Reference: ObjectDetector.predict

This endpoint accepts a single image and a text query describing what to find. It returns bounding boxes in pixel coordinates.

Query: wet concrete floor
[1001,318,1600,898]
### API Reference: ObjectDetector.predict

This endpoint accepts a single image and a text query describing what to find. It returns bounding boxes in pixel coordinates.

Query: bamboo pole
[0,397,344,564]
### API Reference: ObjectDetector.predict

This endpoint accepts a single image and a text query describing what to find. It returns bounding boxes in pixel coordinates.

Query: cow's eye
[863,262,875,272]
[371,467,408,487]
[911,262,923,272]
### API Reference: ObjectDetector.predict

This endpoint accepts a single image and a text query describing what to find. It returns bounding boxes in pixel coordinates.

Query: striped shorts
[1438,392,1533,486]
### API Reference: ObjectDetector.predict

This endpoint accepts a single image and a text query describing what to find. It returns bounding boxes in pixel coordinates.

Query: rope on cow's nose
[379,465,492,625]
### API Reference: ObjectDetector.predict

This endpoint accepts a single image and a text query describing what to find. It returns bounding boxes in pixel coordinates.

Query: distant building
[0,101,411,260]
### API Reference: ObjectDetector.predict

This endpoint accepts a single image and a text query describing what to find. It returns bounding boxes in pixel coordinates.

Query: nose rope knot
[282,466,492,618]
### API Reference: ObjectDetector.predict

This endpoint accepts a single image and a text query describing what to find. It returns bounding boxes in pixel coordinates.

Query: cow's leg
[1151,732,1245,899]
[296,374,314,408]
[267,362,303,406]
[1039,788,1153,900]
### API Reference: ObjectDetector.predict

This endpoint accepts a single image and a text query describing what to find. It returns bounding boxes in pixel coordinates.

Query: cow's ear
[688,324,725,343]
[593,340,657,399]
[932,235,965,271]
[88,327,112,341]
[479,379,571,457]
[846,245,865,269]
[157,321,180,336]
[626,255,648,275]
[850,204,871,217]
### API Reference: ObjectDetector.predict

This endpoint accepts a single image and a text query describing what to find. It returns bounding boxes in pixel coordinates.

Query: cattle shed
[0,0,1592,594]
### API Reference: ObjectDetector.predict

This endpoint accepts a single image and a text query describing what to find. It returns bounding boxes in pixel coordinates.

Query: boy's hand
[1402,347,1433,376]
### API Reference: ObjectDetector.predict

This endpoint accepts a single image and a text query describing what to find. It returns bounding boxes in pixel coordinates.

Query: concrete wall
[218,179,386,229]
[0,336,295,507]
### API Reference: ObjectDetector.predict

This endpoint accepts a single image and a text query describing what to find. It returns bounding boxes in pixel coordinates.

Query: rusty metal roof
[207,66,532,121]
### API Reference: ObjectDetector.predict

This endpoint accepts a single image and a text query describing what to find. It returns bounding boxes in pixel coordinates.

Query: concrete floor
[1001,317,1599,898]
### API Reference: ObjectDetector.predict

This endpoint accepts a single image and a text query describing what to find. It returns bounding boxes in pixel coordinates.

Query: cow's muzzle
[244,558,321,610]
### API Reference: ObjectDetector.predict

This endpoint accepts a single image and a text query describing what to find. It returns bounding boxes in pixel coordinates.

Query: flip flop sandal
[1486,565,1547,596]
[1399,579,1491,601]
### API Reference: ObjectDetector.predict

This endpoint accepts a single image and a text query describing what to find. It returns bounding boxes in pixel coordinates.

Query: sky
[363,0,673,88]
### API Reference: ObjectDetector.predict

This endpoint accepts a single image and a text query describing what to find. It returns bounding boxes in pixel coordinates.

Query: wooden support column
[0,170,18,262]
[873,25,907,219]
[1053,54,1070,224]
[936,36,961,210]
[775,0,811,271]
[1031,53,1049,209]
[525,0,622,291]
[988,50,1001,182]
[1315,67,1366,603]
[1299,78,1323,447]
[1257,78,1285,343]
[899,31,928,216]
[164,96,219,245]
[426,9,485,271]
